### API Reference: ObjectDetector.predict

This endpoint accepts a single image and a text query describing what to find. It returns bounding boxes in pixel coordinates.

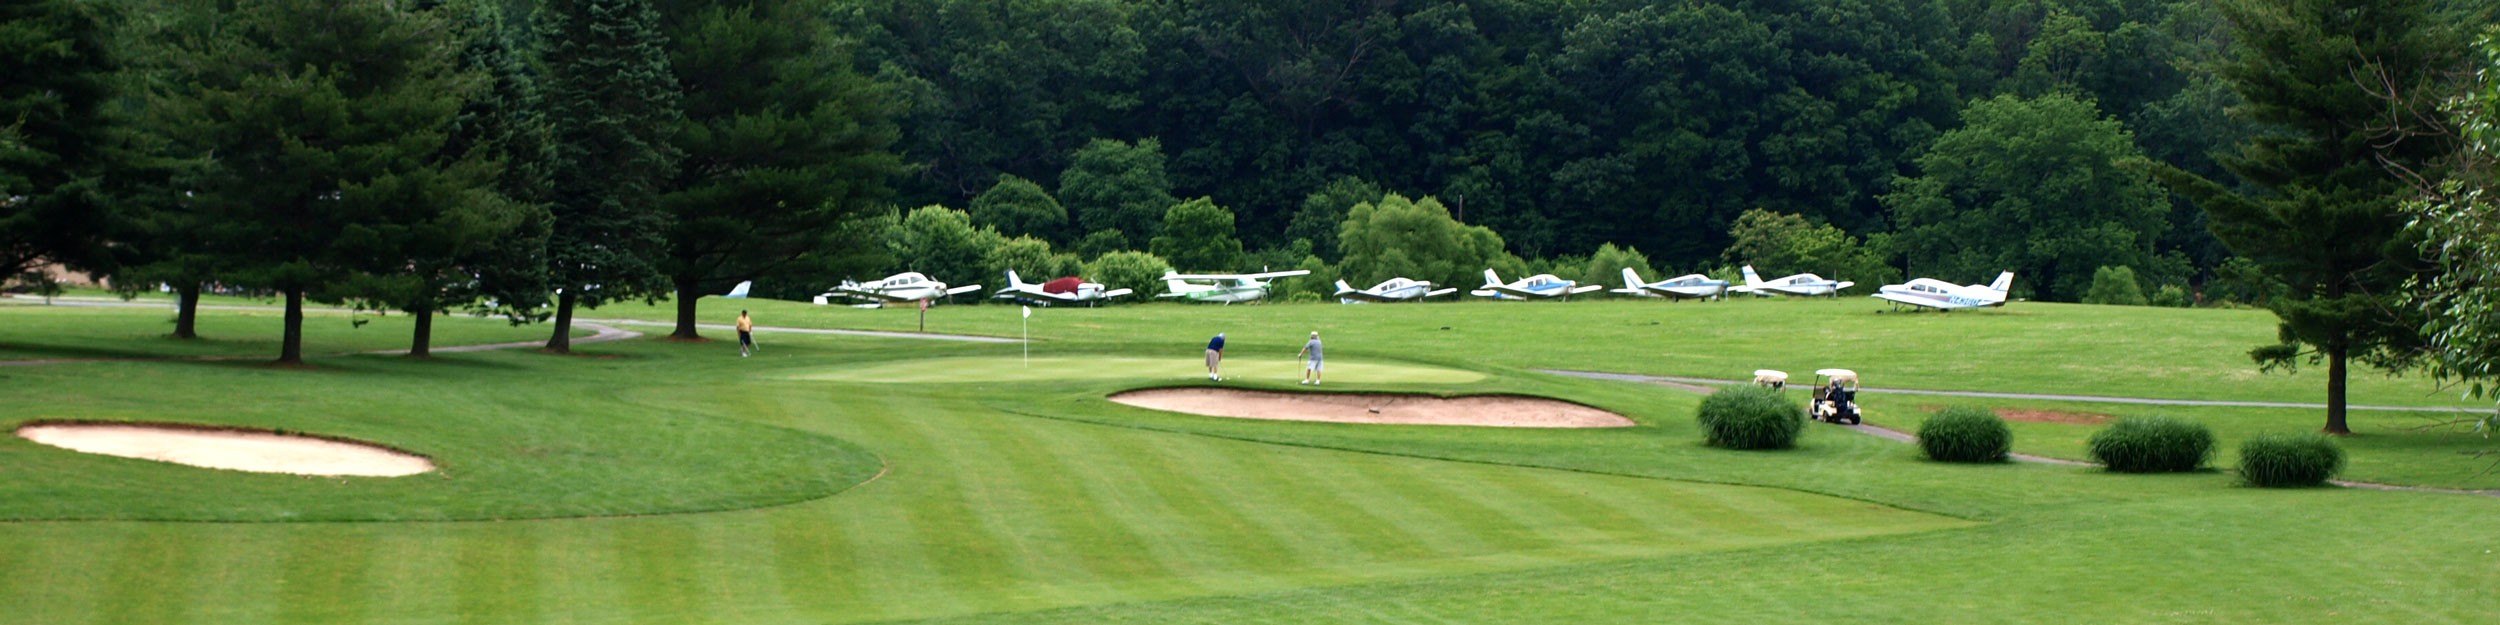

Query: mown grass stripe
[618,520,704,623]
[969,414,1190,589]
[362,525,454,625]
[1493,469,1707,547]
[174,529,284,625]
[454,523,541,625]
[274,528,375,624]
[771,501,865,618]
[865,394,1032,615]
[4,529,110,625]
[1083,426,1313,577]
[94,527,198,625]
[1032,415,1287,579]
[532,519,626,624]
[690,513,788,624]
[1346,454,1561,557]
[1158,428,1439,569]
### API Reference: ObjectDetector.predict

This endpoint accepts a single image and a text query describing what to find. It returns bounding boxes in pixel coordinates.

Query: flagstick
[1021,305,1030,367]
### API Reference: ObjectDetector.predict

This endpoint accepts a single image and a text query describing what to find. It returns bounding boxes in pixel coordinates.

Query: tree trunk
[2324,342,2351,435]
[671,276,702,340]
[545,289,577,353]
[278,288,304,364]
[410,308,433,358]
[173,283,200,339]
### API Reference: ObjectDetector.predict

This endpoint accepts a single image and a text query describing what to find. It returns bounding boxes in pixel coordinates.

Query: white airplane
[814,272,980,306]
[723,281,752,298]
[1470,269,1603,300]
[1333,277,1456,303]
[1156,269,1312,304]
[1872,271,2015,311]
[1733,265,1855,297]
[992,270,1134,307]
[1609,268,1729,300]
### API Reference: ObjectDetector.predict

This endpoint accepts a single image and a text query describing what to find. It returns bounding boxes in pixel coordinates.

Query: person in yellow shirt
[737,310,755,357]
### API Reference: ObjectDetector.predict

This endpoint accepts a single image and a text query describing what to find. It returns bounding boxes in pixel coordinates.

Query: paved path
[1539,369,2482,413]
[583,319,1020,343]
[1563,368,2500,497]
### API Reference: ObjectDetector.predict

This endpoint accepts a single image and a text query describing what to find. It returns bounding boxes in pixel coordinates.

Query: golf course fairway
[788,355,1487,383]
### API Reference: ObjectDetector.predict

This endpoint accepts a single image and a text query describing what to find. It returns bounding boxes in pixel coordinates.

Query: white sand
[1108,388,1634,428]
[16,423,435,477]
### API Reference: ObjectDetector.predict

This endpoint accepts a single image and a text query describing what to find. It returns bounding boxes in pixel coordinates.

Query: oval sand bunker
[1110,388,1634,428]
[15,423,435,477]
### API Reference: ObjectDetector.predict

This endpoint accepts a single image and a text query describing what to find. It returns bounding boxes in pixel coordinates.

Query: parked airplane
[1609,268,1730,300]
[723,281,752,298]
[1872,271,2015,311]
[1733,265,1855,297]
[1470,269,1603,300]
[1333,277,1457,303]
[814,272,980,306]
[1157,269,1312,304]
[992,270,1134,306]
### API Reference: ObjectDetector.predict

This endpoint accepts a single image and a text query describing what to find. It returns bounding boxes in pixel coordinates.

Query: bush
[2238,432,2345,487]
[1696,385,1804,450]
[2081,265,2148,305]
[2150,284,2192,308]
[2087,416,2213,472]
[1918,406,2011,463]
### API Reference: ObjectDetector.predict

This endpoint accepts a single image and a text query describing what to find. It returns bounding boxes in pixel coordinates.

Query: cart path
[1538,369,2483,413]
[583,318,1020,343]
[13,298,1021,342]
[1563,368,2500,497]
[0,323,640,367]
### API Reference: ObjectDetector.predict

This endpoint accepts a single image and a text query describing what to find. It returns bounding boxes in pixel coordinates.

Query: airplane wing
[1163,269,1312,281]
[824,286,912,303]
[1098,288,1134,298]
[1609,286,1653,296]
[1567,284,1605,295]
[944,284,983,296]
[1335,289,1400,303]
[1484,285,1548,299]
[1423,287,1457,298]
[1871,291,1961,309]
[993,286,1078,302]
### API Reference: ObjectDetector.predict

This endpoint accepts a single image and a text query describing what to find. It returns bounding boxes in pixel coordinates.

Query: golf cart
[1809,368,1860,425]
[1752,369,1788,390]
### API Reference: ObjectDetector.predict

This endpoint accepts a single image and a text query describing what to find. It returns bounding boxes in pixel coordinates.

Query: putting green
[788,356,1487,384]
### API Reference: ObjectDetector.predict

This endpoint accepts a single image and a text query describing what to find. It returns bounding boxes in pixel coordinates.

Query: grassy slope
[596,295,2476,408]
[0,301,588,361]
[2,303,2496,624]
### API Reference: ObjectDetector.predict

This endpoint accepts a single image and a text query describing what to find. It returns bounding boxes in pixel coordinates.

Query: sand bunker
[15,422,435,477]
[1109,388,1634,428]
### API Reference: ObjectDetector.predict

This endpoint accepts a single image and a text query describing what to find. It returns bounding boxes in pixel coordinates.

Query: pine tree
[2144,0,2468,434]
[536,0,682,352]
[0,0,118,278]
[159,0,501,364]
[654,0,901,340]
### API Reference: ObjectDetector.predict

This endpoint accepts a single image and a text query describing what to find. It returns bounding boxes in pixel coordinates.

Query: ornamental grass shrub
[1918,406,2011,463]
[1697,385,1803,450]
[2087,415,2213,473]
[2238,432,2345,487]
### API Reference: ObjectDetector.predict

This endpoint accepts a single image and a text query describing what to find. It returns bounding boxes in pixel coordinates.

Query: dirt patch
[1917,405,2112,425]
[1109,388,1634,428]
[14,422,435,477]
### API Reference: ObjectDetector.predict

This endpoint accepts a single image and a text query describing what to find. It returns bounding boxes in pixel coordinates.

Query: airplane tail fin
[1988,271,2014,292]
[1621,267,1645,290]
[724,281,751,298]
[1483,268,1503,287]
[1005,270,1025,288]
[1163,272,1192,295]
[1741,265,1764,287]
[1335,279,1354,295]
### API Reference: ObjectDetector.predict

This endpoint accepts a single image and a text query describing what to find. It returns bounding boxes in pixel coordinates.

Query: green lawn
[0,300,587,362]
[1,301,2495,624]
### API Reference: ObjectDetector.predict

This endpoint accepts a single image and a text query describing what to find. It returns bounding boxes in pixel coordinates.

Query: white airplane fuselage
[1472,269,1601,300]
[1872,272,2013,310]
[1613,268,1728,300]
[823,272,979,304]
[1336,278,1455,303]
[1737,265,1853,297]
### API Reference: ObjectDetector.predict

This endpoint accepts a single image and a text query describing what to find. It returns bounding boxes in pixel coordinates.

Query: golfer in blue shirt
[1205,332,1226,380]
[1297,331,1324,385]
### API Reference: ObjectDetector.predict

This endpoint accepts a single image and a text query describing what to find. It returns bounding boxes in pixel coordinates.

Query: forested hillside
[832,0,2279,290]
